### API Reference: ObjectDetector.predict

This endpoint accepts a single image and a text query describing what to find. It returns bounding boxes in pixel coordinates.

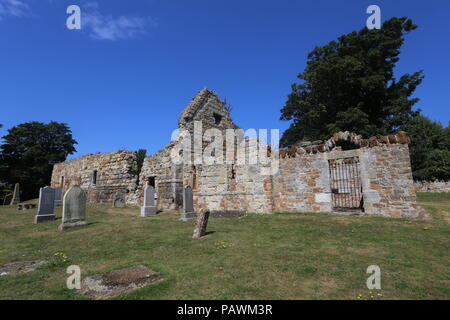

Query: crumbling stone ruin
[51,88,421,218]
[51,151,139,204]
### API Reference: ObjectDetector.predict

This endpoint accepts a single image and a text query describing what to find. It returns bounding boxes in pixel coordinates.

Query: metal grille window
[328,157,363,210]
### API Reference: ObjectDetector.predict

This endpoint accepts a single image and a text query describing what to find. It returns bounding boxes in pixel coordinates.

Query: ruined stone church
[51,89,421,218]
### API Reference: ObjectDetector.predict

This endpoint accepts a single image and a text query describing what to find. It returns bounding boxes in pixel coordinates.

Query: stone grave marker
[10,183,20,205]
[113,192,126,208]
[80,265,163,300]
[58,186,88,231]
[180,186,197,221]
[192,209,210,239]
[34,187,56,224]
[54,187,63,207]
[0,261,47,277]
[141,185,157,217]
[3,193,12,206]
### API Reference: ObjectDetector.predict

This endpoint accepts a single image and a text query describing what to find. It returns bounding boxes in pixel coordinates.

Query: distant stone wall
[414,181,450,193]
[51,151,139,204]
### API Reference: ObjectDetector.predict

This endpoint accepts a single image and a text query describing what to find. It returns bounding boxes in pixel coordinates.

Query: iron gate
[328,157,363,210]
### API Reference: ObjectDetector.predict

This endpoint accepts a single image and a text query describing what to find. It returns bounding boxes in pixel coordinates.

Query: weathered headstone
[34,187,56,224]
[3,193,12,206]
[10,183,20,205]
[80,265,163,300]
[54,187,63,207]
[192,209,210,239]
[58,186,88,231]
[141,185,157,217]
[113,192,126,208]
[180,186,197,221]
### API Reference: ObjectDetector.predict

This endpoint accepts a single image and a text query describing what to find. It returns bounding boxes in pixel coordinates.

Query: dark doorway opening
[147,176,156,188]
[92,170,98,185]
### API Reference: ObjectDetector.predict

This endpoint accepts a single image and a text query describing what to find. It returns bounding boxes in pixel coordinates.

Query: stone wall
[138,142,183,211]
[358,145,419,218]
[178,88,238,134]
[136,88,239,211]
[192,163,274,214]
[189,144,420,218]
[273,154,332,213]
[51,151,139,204]
[414,181,450,193]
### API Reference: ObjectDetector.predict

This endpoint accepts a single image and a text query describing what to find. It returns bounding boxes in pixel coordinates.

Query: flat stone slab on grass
[211,210,246,218]
[80,265,163,300]
[0,260,46,277]
[17,202,38,211]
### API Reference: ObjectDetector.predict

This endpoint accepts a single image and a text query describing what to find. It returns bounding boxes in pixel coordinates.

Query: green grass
[0,194,449,300]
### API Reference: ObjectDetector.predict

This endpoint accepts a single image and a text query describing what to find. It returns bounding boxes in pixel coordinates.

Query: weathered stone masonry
[190,142,419,218]
[52,88,421,218]
[51,151,139,204]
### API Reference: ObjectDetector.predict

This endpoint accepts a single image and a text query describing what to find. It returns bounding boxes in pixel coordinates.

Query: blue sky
[1,0,449,159]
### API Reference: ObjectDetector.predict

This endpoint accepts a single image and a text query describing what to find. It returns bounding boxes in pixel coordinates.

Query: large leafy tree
[0,123,11,202]
[280,17,423,146]
[402,115,450,181]
[0,122,77,200]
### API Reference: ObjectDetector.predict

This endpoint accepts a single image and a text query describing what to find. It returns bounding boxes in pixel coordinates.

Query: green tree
[133,148,147,186]
[402,115,450,181]
[280,17,423,146]
[0,122,77,200]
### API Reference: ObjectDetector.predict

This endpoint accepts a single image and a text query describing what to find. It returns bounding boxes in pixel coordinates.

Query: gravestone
[140,185,157,217]
[10,183,20,205]
[58,186,88,231]
[113,192,126,208]
[180,186,197,221]
[34,187,56,224]
[54,187,63,207]
[192,209,210,239]
[18,203,37,210]
[3,193,12,206]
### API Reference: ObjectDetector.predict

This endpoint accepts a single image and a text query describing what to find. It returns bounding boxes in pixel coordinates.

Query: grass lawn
[0,192,449,300]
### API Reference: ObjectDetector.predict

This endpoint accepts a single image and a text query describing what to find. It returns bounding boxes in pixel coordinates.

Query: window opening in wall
[213,113,222,125]
[61,176,64,187]
[147,176,156,188]
[231,164,236,180]
[92,170,98,185]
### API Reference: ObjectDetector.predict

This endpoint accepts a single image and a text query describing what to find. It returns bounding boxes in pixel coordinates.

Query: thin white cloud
[0,0,29,20]
[82,2,156,41]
